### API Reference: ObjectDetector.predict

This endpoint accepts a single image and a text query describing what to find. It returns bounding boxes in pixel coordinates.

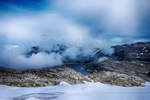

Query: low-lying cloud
[0,0,149,70]
[0,13,113,70]
[0,45,63,70]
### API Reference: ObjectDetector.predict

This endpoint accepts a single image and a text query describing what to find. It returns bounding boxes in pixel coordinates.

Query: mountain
[112,42,150,61]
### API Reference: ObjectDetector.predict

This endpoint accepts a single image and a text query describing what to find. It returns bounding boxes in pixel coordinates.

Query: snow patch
[0,82,150,100]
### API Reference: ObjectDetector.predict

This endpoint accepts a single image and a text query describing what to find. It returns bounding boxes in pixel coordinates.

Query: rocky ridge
[85,42,150,86]
[0,64,147,87]
[0,42,150,87]
[88,71,145,87]
[0,67,90,87]
[112,42,150,61]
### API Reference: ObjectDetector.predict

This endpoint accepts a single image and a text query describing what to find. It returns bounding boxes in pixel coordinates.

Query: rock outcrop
[85,60,150,81]
[0,64,146,87]
[25,45,110,64]
[0,66,90,87]
[1,42,150,87]
[112,42,150,61]
[84,42,150,86]
[88,71,145,87]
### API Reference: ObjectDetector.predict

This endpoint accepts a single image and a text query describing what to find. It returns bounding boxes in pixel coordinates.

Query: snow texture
[0,82,150,100]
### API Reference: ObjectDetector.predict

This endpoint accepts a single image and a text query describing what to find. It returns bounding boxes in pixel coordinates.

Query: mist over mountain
[0,0,149,70]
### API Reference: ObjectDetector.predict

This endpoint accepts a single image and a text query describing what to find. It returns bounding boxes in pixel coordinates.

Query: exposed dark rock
[2,42,150,87]
[148,72,150,77]
[85,59,150,82]
[112,42,150,61]
[25,44,67,58]
[25,46,110,64]
[51,44,67,54]
[26,46,39,57]
[84,42,150,86]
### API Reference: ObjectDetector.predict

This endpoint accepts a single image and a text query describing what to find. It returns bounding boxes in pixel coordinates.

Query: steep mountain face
[112,42,150,61]
[85,42,150,85]
[24,44,109,64]
[25,42,150,64]
[1,42,150,87]
[25,44,67,58]
[0,66,90,87]
[86,60,150,81]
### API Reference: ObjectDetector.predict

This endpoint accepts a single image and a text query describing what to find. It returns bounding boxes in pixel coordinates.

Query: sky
[0,0,150,44]
[0,0,150,69]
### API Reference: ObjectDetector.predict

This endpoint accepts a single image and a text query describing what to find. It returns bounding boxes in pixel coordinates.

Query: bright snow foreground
[0,82,150,100]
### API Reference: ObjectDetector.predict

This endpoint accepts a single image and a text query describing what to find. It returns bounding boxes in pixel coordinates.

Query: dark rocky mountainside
[25,44,109,64]
[86,60,149,86]
[85,60,150,81]
[112,42,150,61]
[85,42,150,86]
[0,42,150,87]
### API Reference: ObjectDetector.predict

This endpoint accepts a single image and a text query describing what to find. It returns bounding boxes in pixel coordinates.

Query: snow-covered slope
[0,82,150,100]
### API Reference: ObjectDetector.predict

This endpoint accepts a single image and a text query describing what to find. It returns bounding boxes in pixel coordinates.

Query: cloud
[0,45,63,70]
[53,0,149,36]
[0,0,149,70]
[0,12,113,70]
[0,12,113,49]
[111,37,124,43]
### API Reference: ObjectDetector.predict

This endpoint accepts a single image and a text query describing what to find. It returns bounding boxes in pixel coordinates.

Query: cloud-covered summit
[0,12,112,70]
[0,0,149,69]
